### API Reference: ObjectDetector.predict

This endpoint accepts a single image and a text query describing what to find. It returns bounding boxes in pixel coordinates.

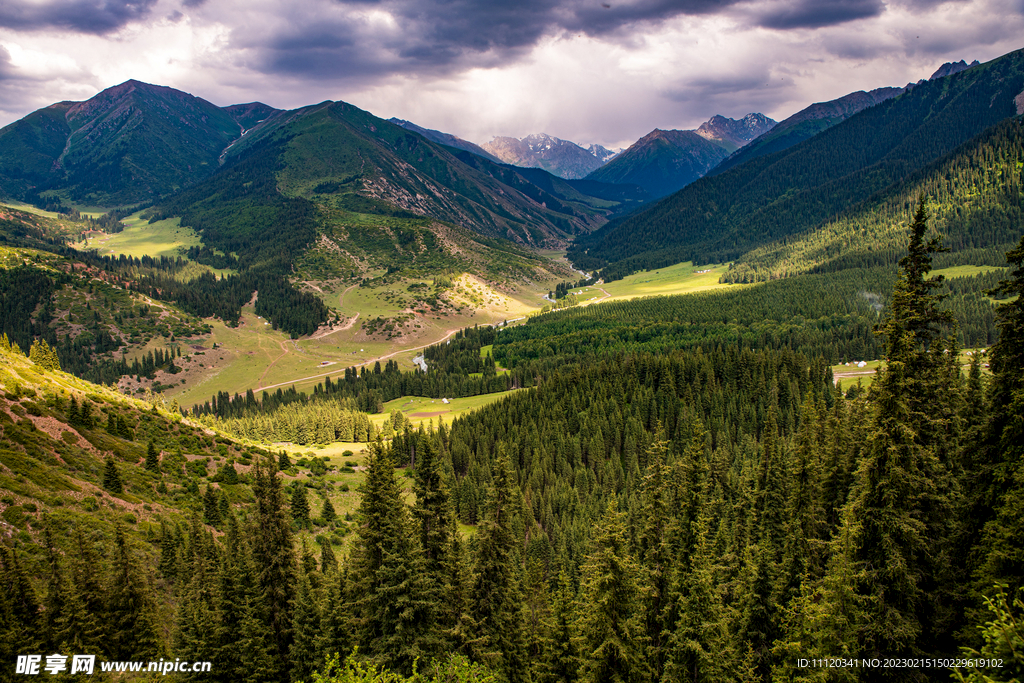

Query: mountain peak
[695,113,776,150]
[930,59,980,80]
[481,133,608,179]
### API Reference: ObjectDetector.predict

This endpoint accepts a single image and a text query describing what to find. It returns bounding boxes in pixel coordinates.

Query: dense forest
[2,202,1023,683]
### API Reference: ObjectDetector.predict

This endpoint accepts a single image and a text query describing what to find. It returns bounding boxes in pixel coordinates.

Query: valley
[1,47,1024,683]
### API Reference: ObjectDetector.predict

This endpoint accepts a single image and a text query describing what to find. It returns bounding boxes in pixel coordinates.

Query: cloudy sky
[1,0,1022,149]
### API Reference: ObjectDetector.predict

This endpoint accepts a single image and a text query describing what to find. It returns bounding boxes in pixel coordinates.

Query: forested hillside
[723,116,1024,283]
[570,48,1024,280]
[3,201,1023,682]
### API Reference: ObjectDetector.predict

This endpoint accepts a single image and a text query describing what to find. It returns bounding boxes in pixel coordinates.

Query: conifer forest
[3,53,1024,683]
[1,199,1023,683]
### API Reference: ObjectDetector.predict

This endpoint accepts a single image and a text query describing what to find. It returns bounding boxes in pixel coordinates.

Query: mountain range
[480,133,618,180]
[0,80,272,205]
[571,48,1024,280]
[713,59,982,176]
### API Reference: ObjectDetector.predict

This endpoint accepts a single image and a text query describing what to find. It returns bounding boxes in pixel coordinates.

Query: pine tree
[29,338,60,371]
[321,497,337,523]
[844,199,960,671]
[349,440,438,674]
[106,525,161,660]
[662,493,735,682]
[0,543,42,662]
[290,563,323,682]
[319,540,337,574]
[204,485,222,527]
[574,501,648,683]
[542,571,580,683]
[146,441,160,472]
[173,520,218,680]
[103,455,124,494]
[973,234,1024,607]
[291,484,310,528]
[470,450,531,683]
[251,456,296,679]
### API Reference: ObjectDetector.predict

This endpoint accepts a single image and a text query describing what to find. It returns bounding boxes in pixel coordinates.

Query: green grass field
[0,200,63,219]
[933,265,1007,279]
[74,214,201,259]
[831,359,882,390]
[599,261,735,301]
[374,390,525,430]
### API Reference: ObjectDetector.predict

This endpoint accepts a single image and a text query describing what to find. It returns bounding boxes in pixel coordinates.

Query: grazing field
[832,359,882,390]
[599,261,735,301]
[374,390,527,429]
[933,265,1007,279]
[0,200,62,219]
[73,214,203,259]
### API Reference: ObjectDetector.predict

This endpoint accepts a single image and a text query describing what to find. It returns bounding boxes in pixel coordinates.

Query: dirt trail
[257,340,292,388]
[254,327,462,394]
[833,370,876,384]
[308,284,361,341]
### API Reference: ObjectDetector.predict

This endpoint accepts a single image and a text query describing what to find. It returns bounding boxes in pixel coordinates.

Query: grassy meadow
[598,261,735,301]
[73,214,202,259]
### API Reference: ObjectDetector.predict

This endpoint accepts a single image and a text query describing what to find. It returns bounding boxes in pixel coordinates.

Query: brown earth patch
[409,410,449,418]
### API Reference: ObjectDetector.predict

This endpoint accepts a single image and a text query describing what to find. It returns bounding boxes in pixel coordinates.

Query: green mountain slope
[0,105,74,204]
[723,116,1024,282]
[572,47,1024,279]
[585,128,730,198]
[0,81,254,206]
[711,86,904,176]
[183,100,612,248]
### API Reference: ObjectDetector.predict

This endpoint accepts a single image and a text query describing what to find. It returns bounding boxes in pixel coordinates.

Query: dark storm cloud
[753,0,884,29]
[240,0,894,84]
[0,0,158,35]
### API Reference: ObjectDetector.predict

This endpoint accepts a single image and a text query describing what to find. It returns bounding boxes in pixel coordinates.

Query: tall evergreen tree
[146,441,160,473]
[106,525,161,660]
[844,199,960,672]
[470,450,531,683]
[975,234,1024,597]
[574,501,648,683]
[291,483,311,529]
[103,454,124,494]
[252,456,296,680]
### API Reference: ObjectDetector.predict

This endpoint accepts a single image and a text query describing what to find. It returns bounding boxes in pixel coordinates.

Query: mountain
[724,115,1024,283]
[588,144,621,163]
[570,46,1024,279]
[224,102,282,131]
[695,113,776,152]
[388,118,503,163]
[481,133,609,179]
[0,80,268,206]
[713,60,981,177]
[712,87,904,175]
[583,129,730,198]
[585,113,774,198]
[200,101,614,247]
[930,59,980,80]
